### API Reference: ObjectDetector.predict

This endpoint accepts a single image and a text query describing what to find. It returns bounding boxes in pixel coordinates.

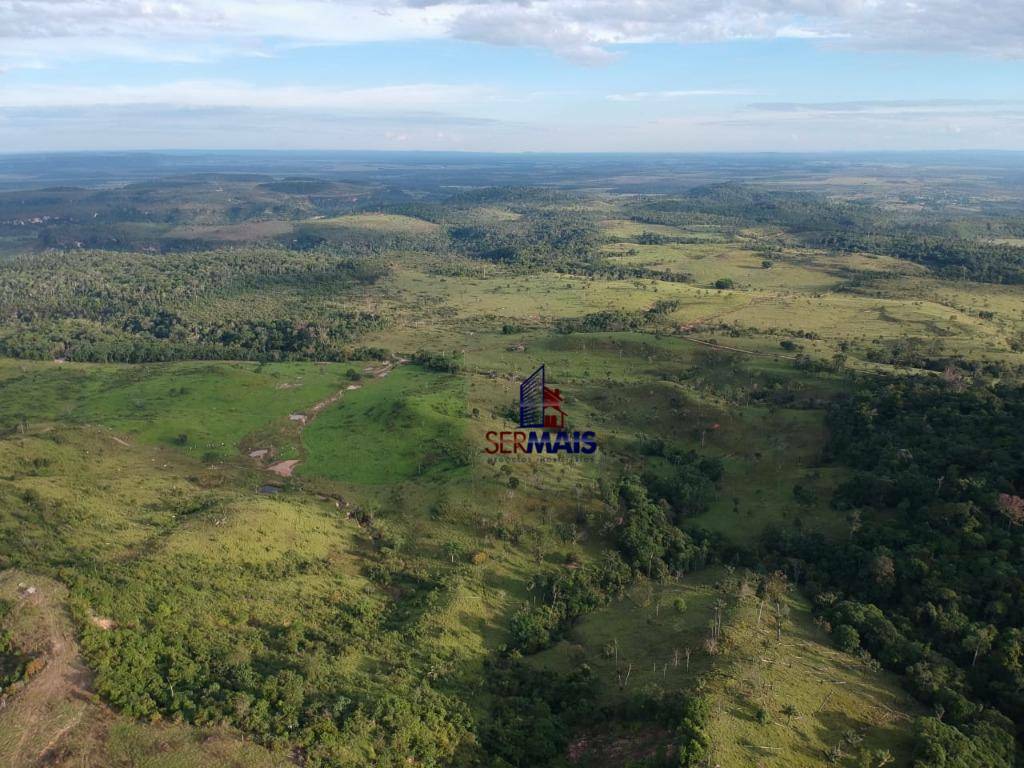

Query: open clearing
[300,365,467,484]
[313,212,440,234]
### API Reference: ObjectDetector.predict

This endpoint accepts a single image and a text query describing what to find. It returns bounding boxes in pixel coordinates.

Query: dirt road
[262,360,401,479]
[0,570,93,768]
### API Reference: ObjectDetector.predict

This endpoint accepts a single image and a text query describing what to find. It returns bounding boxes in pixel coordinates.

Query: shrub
[834,624,860,654]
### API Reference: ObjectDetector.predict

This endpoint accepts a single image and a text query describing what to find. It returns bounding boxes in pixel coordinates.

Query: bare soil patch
[88,615,116,631]
[266,459,300,477]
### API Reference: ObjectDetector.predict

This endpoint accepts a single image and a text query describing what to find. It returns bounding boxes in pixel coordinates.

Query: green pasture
[0,359,354,460]
[600,218,729,241]
[528,574,722,700]
[707,588,920,767]
[299,365,468,484]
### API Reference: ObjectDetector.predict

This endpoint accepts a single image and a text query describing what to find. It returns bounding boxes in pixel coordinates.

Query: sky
[1,0,1023,152]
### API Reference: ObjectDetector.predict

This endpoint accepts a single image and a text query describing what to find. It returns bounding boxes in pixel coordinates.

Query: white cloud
[607,90,753,102]
[3,95,1020,153]
[0,81,489,110]
[679,99,1024,150]
[0,103,521,152]
[0,1,455,69]
[746,99,1024,118]
[416,1,1024,61]
[2,0,1024,68]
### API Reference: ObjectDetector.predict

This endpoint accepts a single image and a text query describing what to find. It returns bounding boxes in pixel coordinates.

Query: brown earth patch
[266,459,300,478]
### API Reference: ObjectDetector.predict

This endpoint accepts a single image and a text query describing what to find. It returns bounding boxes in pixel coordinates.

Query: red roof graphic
[542,386,566,429]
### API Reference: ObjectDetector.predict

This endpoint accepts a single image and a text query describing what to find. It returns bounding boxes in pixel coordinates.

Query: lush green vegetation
[0,248,389,362]
[300,366,470,483]
[2,154,1024,767]
[0,599,31,692]
[763,376,1024,765]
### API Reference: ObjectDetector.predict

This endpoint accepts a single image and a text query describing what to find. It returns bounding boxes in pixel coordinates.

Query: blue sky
[1,0,1022,152]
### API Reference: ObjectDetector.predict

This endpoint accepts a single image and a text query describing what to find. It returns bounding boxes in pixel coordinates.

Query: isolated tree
[963,624,998,667]
[774,599,790,642]
[869,552,896,585]
[942,365,967,392]
[834,625,860,654]
[758,571,788,630]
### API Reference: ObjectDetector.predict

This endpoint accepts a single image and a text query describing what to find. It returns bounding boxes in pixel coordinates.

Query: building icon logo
[486,363,596,456]
[519,364,567,430]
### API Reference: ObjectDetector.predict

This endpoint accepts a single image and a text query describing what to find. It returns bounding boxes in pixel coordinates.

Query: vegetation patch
[300,365,470,484]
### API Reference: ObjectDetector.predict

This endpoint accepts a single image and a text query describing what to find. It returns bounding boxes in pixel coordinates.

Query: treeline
[0,318,389,364]
[0,176,426,253]
[626,183,874,233]
[483,659,711,767]
[449,220,595,268]
[0,247,387,317]
[446,203,599,271]
[410,349,463,373]
[571,262,694,284]
[763,376,1024,765]
[816,232,1024,284]
[553,300,680,334]
[288,220,444,253]
[638,439,723,517]
[0,248,390,362]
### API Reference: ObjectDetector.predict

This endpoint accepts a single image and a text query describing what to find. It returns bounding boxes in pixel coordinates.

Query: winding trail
[0,571,93,768]
[263,360,402,478]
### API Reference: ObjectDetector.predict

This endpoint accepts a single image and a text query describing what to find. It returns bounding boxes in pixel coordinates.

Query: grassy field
[313,212,440,234]
[528,573,723,698]
[299,365,468,484]
[706,587,920,767]
[600,219,729,241]
[164,219,295,241]
[0,359,360,460]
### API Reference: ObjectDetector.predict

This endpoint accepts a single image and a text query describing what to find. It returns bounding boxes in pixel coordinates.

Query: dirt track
[0,571,289,767]
[260,360,399,479]
[0,571,93,768]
